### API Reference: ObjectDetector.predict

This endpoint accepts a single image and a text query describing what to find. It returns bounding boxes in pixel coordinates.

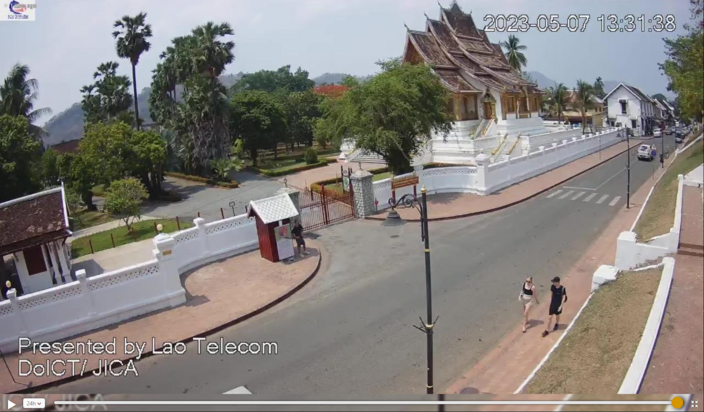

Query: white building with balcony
[604,83,657,136]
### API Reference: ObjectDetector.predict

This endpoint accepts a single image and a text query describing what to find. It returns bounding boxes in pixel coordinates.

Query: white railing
[373,128,622,210]
[0,213,259,352]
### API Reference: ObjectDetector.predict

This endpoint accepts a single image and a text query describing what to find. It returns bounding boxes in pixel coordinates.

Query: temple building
[403,1,548,164]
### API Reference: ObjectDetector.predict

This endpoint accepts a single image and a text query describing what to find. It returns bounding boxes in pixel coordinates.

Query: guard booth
[248,193,300,263]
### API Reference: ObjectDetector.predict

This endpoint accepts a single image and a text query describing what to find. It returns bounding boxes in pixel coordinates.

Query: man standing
[542,276,567,337]
[291,220,309,257]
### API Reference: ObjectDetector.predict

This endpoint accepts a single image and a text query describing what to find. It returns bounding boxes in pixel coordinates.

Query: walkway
[369,141,631,221]
[71,238,155,276]
[69,216,158,239]
[278,160,383,189]
[0,241,322,393]
[444,144,678,395]
[641,185,703,394]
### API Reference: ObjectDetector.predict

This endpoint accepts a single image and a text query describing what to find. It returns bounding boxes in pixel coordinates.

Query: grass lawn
[524,268,661,395]
[634,139,703,240]
[71,218,193,258]
[373,172,393,181]
[71,210,115,231]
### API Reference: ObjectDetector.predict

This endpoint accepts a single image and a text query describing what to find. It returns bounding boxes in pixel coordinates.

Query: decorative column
[453,95,461,121]
[194,217,209,258]
[350,169,375,218]
[56,241,71,281]
[474,153,490,195]
[75,269,97,318]
[40,244,56,284]
[46,242,64,283]
[153,233,187,307]
[7,288,28,337]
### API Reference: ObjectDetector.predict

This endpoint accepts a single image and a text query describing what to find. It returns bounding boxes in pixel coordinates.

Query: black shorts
[549,304,562,316]
[295,237,305,246]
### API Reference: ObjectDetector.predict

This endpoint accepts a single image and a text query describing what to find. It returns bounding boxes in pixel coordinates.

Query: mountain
[525,71,558,90]
[42,72,245,147]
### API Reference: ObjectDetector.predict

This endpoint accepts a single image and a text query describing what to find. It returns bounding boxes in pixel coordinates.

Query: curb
[367,144,630,223]
[9,246,324,394]
[618,257,676,394]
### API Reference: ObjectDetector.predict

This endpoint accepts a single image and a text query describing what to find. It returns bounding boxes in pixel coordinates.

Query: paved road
[50,136,677,395]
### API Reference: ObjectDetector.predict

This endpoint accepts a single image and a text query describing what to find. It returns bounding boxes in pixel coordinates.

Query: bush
[304,148,319,165]
[258,159,333,177]
[165,172,239,189]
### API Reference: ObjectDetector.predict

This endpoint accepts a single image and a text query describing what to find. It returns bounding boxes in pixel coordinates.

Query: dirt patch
[634,140,703,240]
[524,268,661,395]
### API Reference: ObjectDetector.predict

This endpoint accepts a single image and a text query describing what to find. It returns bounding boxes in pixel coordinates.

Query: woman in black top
[519,276,539,333]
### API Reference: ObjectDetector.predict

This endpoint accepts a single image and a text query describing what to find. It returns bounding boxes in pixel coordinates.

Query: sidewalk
[278,160,383,189]
[640,186,703,394]
[1,241,323,393]
[71,238,155,276]
[443,146,678,396]
[369,141,630,222]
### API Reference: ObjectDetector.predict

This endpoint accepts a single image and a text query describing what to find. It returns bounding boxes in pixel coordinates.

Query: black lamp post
[383,187,437,395]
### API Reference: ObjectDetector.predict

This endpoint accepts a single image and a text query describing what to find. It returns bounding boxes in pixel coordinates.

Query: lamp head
[156,224,164,233]
[381,208,406,227]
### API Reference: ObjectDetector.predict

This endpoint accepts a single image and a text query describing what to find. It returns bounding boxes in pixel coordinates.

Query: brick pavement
[369,141,631,222]
[641,186,703,394]
[0,241,323,393]
[442,147,678,396]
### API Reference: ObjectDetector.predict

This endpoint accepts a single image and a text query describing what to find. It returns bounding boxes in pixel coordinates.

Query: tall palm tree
[501,34,528,71]
[112,12,152,130]
[0,63,52,139]
[593,77,606,98]
[191,22,235,78]
[550,82,568,125]
[576,80,596,133]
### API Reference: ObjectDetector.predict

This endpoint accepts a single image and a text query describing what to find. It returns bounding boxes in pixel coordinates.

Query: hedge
[165,172,239,189]
[256,158,336,177]
[310,166,390,194]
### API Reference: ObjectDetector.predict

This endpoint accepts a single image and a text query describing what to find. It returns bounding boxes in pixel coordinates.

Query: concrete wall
[0,213,259,352]
[615,174,686,270]
[374,128,621,209]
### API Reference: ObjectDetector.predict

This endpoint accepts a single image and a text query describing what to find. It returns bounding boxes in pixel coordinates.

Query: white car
[637,144,654,161]
[653,128,662,138]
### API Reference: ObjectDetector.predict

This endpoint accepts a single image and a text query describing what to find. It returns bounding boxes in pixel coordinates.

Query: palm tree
[113,12,153,130]
[0,63,52,139]
[550,82,568,125]
[191,22,235,79]
[593,77,606,99]
[576,80,596,133]
[501,34,528,71]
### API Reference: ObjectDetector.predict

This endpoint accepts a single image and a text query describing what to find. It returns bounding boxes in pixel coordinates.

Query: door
[483,102,493,120]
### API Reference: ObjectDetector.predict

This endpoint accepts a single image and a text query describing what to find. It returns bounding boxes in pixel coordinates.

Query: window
[464,95,478,120]
[620,101,627,114]
[631,119,637,129]
[23,245,47,275]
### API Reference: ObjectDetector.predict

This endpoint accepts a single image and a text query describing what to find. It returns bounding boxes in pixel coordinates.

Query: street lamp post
[384,186,437,395]
[626,128,631,209]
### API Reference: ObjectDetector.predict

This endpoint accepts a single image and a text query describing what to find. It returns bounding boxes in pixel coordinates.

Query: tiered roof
[404,1,540,94]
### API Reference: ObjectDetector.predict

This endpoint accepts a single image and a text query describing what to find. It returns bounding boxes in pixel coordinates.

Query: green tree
[229,90,288,167]
[0,115,41,201]
[659,1,703,122]
[103,178,148,232]
[284,90,321,148]
[545,83,568,124]
[130,129,167,195]
[40,148,61,187]
[113,12,153,129]
[500,35,528,71]
[209,157,243,181]
[0,64,52,140]
[651,93,668,102]
[80,61,133,124]
[575,80,596,133]
[593,77,606,99]
[318,62,450,174]
[234,65,314,93]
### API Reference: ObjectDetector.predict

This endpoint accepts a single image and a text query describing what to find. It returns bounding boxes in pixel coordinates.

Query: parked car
[653,128,662,138]
[676,135,684,144]
[637,144,654,161]
[666,127,674,135]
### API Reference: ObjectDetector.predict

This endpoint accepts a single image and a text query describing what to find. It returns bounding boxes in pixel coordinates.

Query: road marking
[583,193,598,202]
[558,190,574,200]
[563,167,627,192]
[609,196,621,206]
[596,194,609,204]
[224,386,252,395]
[571,191,586,201]
[546,190,563,199]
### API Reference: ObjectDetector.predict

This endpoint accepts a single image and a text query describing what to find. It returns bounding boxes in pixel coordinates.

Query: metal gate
[295,184,355,232]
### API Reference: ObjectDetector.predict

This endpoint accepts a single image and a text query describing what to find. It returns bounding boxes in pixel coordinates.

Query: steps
[346,149,387,164]
[678,242,704,257]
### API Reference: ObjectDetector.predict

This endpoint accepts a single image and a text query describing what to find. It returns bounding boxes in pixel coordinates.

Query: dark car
[675,130,685,143]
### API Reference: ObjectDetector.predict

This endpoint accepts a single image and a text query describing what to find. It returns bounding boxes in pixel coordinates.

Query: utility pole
[661,122,665,168]
[626,129,631,209]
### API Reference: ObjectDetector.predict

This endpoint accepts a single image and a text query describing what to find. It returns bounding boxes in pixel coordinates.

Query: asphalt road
[49,135,677,395]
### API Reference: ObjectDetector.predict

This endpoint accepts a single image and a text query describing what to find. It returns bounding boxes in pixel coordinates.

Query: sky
[0,0,696,125]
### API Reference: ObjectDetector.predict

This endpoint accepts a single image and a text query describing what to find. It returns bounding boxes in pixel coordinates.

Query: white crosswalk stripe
[558,190,574,199]
[584,193,598,202]
[596,194,610,204]
[546,189,563,199]
[609,196,621,206]
[572,191,586,201]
